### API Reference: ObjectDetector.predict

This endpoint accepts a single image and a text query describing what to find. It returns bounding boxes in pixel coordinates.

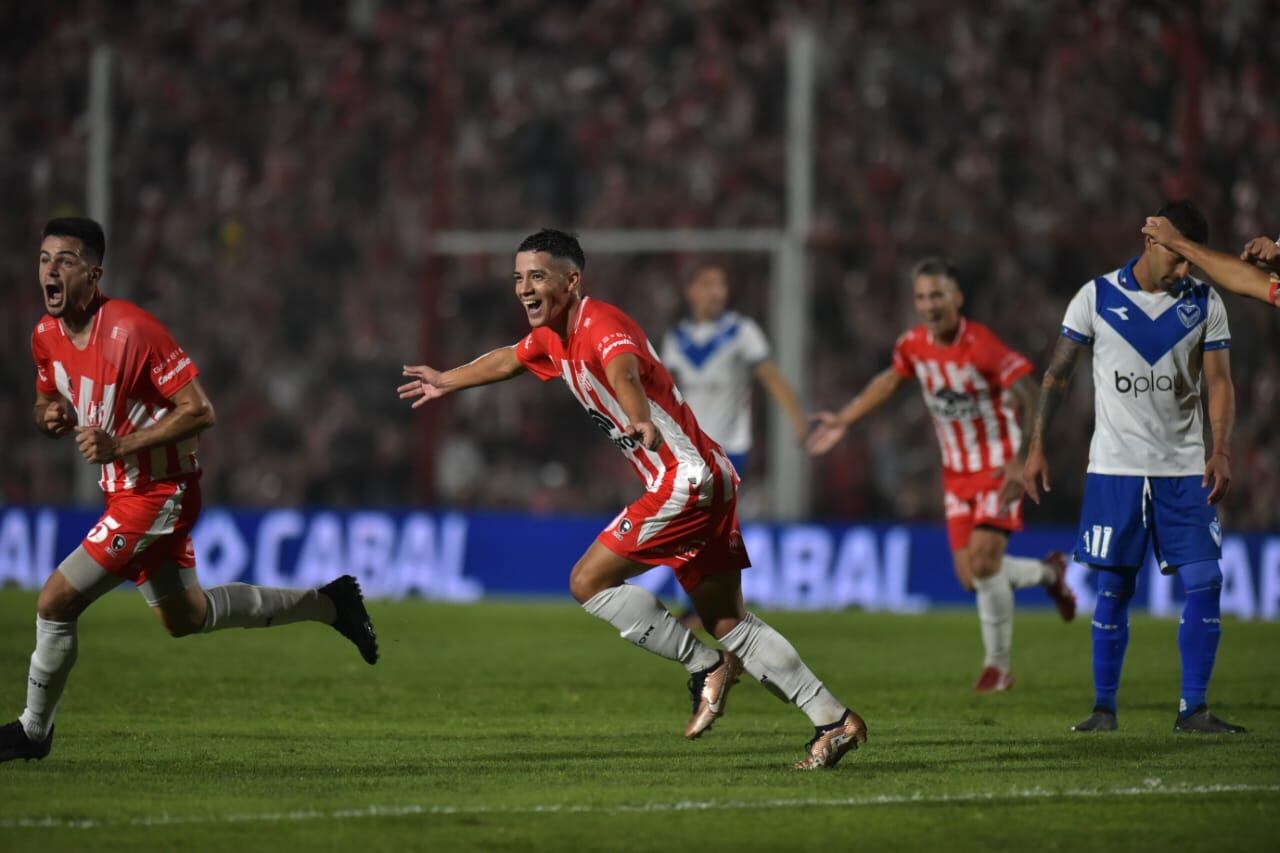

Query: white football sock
[974,573,1013,670]
[582,584,720,674]
[19,617,78,742]
[1003,556,1052,589]
[201,584,336,632]
[720,612,846,726]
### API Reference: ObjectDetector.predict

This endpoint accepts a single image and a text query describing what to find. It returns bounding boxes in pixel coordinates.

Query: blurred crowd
[1,0,1275,529]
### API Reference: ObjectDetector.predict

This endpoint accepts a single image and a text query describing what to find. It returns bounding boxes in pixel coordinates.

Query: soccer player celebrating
[398,229,866,769]
[808,258,1076,692]
[1141,217,1280,308]
[0,218,378,764]
[1023,201,1245,734]
[661,263,808,474]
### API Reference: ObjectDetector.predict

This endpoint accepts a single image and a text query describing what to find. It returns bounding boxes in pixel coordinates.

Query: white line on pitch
[2,782,1277,831]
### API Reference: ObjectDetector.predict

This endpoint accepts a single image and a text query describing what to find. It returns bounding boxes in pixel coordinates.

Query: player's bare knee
[969,550,1001,580]
[37,578,84,622]
[160,609,204,638]
[568,561,603,604]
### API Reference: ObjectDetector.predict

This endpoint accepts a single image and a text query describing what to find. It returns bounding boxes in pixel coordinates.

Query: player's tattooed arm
[997,375,1038,505]
[1202,348,1234,505]
[33,390,74,438]
[399,346,526,408]
[1022,336,1084,503]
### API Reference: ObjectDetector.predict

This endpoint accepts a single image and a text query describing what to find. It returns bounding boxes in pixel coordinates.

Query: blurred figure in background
[810,258,1076,693]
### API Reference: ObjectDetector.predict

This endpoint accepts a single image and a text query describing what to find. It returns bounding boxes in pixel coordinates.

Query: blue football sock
[1091,568,1137,713]
[1177,560,1223,718]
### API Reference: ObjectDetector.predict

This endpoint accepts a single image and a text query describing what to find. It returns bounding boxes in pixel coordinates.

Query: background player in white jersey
[661,264,808,474]
[1142,217,1280,309]
[399,230,866,769]
[1023,201,1245,734]
[809,258,1076,692]
[1,218,378,764]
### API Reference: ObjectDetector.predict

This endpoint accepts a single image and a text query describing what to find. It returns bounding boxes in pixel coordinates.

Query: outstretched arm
[399,346,526,408]
[603,352,662,450]
[806,367,904,456]
[1144,217,1279,307]
[1202,348,1234,505]
[754,359,809,442]
[1022,337,1085,504]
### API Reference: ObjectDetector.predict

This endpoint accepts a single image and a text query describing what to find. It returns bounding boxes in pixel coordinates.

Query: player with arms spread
[1023,201,1245,734]
[0,218,378,764]
[809,258,1076,692]
[399,230,866,769]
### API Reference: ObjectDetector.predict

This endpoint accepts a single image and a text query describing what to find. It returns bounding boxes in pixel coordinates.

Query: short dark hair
[43,217,106,264]
[1154,200,1208,245]
[910,256,960,284]
[517,229,586,271]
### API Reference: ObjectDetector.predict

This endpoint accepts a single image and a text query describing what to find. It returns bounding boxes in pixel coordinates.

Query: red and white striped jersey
[31,297,201,494]
[516,297,738,508]
[891,318,1033,474]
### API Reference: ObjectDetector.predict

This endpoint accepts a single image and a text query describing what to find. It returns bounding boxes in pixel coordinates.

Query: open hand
[1022,445,1050,505]
[1204,452,1231,505]
[398,365,448,409]
[1142,215,1182,247]
[75,426,119,464]
[806,412,847,456]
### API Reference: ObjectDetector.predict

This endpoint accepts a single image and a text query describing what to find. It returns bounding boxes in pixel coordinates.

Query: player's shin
[973,573,1013,670]
[582,584,720,673]
[720,612,846,726]
[18,617,77,742]
[1177,560,1223,717]
[1091,568,1136,712]
[201,584,337,631]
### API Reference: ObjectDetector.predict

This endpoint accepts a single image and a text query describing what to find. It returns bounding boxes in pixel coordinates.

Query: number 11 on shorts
[1083,525,1113,560]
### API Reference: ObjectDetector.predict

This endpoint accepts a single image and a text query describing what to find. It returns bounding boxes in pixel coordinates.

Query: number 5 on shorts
[86,516,121,544]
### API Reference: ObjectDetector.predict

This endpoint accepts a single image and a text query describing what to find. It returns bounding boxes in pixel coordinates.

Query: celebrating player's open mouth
[44,281,64,311]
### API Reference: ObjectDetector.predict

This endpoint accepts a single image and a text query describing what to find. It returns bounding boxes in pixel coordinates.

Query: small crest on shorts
[109,533,127,553]
[1209,519,1222,547]
[1176,301,1202,329]
[613,517,633,539]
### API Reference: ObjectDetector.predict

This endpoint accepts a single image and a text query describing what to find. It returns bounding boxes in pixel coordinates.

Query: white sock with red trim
[1003,556,1052,589]
[583,584,720,674]
[201,584,336,631]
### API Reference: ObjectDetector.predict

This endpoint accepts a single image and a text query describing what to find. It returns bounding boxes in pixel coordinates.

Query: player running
[661,263,808,474]
[1023,201,1245,734]
[1142,217,1280,309]
[398,229,866,769]
[808,258,1076,692]
[0,218,378,764]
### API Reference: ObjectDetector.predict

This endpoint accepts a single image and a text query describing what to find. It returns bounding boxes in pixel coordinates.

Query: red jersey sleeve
[515,331,560,382]
[135,314,199,397]
[891,333,915,378]
[975,326,1033,389]
[31,329,57,395]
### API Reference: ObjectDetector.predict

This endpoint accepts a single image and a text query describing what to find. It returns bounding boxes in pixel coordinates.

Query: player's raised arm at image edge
[398,346,527,408]
[1143,217,1280,307]
[806,367,904,456]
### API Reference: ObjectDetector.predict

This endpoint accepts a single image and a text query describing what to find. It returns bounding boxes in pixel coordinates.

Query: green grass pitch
[1,590,1277,851]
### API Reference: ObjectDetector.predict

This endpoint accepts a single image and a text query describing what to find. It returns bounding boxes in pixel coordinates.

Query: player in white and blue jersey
[661,264,807,477]
[1022,200,1246,734]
